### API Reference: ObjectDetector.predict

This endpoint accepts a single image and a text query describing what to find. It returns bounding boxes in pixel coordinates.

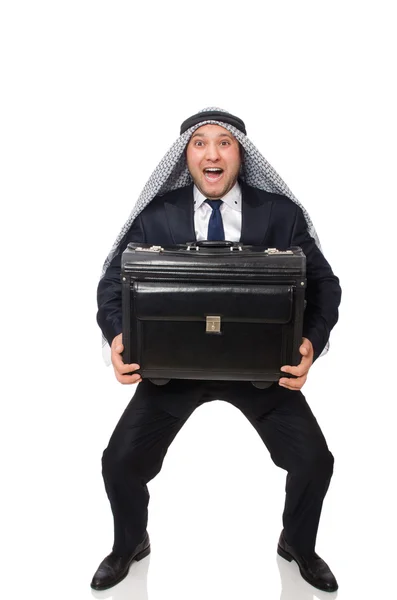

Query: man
[92,108,342,593]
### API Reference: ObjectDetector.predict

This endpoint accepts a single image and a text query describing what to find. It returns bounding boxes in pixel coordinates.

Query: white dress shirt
[193,181,242,242]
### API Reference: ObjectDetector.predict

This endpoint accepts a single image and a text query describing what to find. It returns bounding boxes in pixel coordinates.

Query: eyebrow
[191,132,234,139]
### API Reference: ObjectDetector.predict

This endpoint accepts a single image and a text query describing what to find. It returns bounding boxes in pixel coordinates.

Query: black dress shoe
[90,532,151,591]
[277,530,338,593]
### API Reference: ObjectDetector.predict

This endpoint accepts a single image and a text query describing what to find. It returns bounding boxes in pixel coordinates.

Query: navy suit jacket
[97,181,341,361]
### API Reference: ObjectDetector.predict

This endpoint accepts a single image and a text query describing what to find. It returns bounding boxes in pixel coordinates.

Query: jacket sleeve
[291,206,342,361]
[97,215,145,346]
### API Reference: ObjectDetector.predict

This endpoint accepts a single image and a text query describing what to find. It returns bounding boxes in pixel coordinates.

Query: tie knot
[206,199,223,211]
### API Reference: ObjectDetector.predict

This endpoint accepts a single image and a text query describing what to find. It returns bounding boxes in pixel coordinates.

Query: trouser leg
[101,380,196,555]
[227,384,334,555]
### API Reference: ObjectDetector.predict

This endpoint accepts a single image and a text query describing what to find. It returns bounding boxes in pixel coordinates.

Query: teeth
[205,168,222,172]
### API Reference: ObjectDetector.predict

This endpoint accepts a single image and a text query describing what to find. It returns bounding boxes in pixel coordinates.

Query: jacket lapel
[240,181,274,245]
[164,184,196,244]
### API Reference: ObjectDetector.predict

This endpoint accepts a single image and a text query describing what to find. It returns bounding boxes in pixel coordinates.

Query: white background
[1,1,396,599]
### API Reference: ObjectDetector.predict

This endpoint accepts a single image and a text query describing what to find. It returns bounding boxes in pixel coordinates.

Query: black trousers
[102,379,334,557]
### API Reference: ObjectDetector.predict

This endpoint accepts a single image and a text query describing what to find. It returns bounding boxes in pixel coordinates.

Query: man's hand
[278,337,314,391]
[111,333,142,385]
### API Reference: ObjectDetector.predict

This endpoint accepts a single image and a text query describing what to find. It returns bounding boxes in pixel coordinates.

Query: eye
[220,140,230,146]
[194,140,204,147]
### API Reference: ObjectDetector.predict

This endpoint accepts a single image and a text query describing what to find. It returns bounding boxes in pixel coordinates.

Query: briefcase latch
[265,248,294,254]
[134,245,164,252]
[206,316,221,333]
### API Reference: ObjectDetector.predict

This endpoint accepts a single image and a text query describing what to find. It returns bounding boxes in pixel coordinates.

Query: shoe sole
[90,545,151,591]
[277,545,338,593]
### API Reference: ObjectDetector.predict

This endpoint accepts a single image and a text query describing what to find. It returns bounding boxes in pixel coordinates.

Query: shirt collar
[193,181,242,212]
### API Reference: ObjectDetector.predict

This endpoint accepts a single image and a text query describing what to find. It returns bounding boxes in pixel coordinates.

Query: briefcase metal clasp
[206,316,221,333]
[265,248,294,255]
[135,246,164,252]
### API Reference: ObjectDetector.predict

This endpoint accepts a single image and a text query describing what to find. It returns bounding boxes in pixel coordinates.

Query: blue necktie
[205,199,225,241]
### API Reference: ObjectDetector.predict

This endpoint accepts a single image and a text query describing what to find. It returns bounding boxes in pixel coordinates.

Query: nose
[204,142,221,162]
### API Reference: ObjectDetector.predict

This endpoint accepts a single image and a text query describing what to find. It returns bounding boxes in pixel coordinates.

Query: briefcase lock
[206,316,221,333]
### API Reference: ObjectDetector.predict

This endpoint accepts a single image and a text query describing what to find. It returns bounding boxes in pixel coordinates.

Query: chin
[202,184,228,199]
[205,191,224,199]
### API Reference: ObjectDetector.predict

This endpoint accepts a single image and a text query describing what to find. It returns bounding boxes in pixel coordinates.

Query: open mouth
[203,167,224,182]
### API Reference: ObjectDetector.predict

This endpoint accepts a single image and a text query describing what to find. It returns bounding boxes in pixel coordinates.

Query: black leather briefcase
[121,241,306,387]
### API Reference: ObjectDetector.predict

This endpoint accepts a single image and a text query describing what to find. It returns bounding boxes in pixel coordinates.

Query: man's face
[186,124,241,199]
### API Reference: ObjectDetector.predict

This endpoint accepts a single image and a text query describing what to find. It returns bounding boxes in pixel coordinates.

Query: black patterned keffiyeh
[100,107,326,360]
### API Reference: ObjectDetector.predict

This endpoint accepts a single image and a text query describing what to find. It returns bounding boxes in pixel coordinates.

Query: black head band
[180,111,246,136]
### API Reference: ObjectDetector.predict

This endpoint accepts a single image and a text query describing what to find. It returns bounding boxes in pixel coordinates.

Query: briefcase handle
[186,240,242,250]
